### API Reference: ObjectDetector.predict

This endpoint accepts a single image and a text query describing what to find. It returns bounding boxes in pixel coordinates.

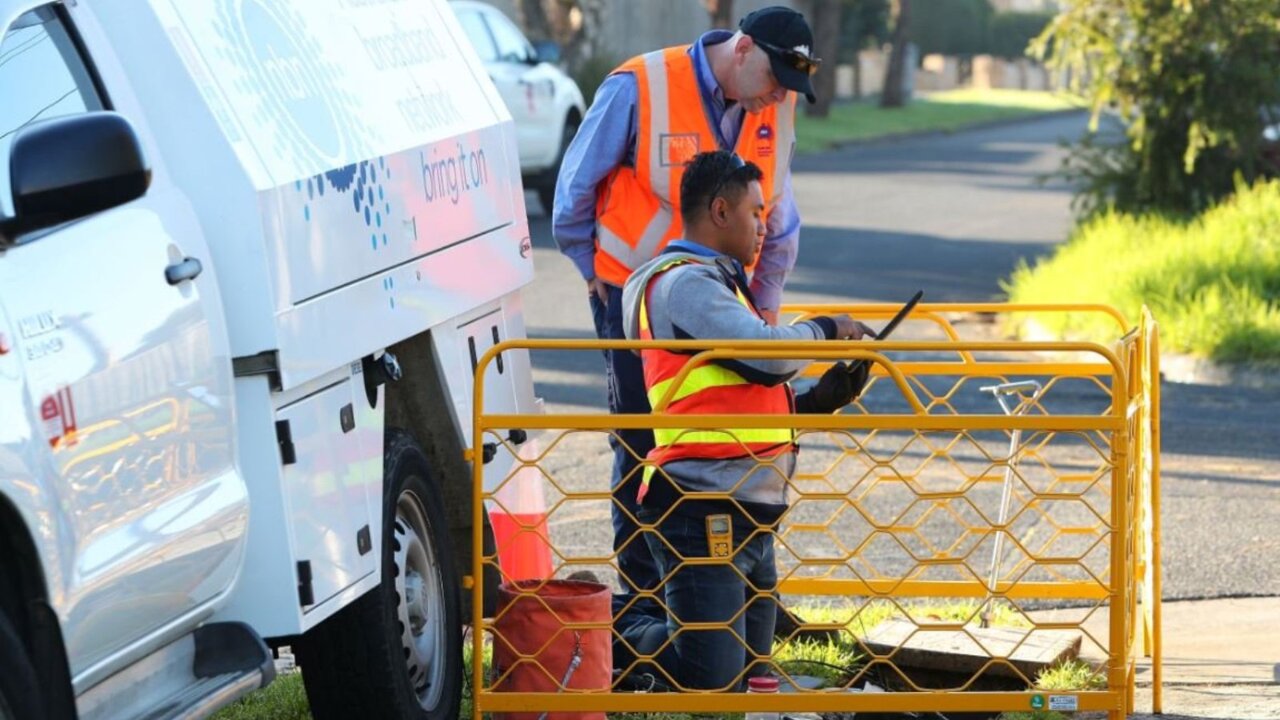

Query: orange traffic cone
[487,440,553,582]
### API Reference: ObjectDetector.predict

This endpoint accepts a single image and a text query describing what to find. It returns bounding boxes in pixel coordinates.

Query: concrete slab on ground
[1129,684,1280,719]
[863,618,1081,680]
[1032,597,1280,687]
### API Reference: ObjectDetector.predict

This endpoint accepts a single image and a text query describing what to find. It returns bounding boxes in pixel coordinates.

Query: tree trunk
[853,54,862,99]
[881,0,912,108]
[569,0,606,71]
[704,0,735,29]
[804,0,843,117]
[519,0,554,42]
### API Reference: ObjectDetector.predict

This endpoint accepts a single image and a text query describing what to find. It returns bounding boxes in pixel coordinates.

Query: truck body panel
[0,0,538,713]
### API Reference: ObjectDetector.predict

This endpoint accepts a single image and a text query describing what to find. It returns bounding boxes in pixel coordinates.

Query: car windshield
[455,9,497,63]
[485,11,533,64]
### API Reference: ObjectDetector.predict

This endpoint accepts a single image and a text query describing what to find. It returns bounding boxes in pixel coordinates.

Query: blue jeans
[588,287,665,667]
[638,507,778,691]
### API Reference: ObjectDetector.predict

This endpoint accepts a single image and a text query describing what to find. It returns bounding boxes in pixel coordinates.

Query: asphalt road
[514,110,1280,603]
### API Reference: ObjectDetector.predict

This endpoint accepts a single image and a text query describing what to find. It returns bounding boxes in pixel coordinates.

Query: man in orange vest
[618,150,872,689]
[551,6,822,659]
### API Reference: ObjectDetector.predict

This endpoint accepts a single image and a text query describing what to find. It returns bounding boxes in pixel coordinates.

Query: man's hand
[833,315,877,341]
[796,361,871,414]
[587,277,610,305]
[760,309,779,326]
[845,360,870,402]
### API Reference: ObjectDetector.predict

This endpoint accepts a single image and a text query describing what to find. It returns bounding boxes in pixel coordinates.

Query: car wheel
[538,115,580,215]
[0,607,45,720]
[297,429,463,720]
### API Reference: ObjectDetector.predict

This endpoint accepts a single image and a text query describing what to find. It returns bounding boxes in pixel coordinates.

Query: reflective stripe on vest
[636,257,793,502]
[647,362,752,408]
[593,46,797,287]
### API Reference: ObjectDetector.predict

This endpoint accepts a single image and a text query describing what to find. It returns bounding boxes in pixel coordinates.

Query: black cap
[739,6,817,104]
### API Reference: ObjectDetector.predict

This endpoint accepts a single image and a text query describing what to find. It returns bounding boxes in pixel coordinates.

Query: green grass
[459,630,492,720]
[210,671,309,720]
[1005,179,1280,363]
[1034,658,1107,691]
[790,597,1032,634]
[999,658,1107,720]
[794,88,1085,154]
[775,636,863,687]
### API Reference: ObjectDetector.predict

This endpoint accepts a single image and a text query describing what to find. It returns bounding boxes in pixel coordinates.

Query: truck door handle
[165,257,203,285]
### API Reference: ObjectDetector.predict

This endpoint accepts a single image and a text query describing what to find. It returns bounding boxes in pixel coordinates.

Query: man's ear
[709,196,731,227]
[734,35,754,61]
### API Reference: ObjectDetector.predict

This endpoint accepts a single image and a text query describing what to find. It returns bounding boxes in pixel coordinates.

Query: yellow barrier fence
[468,303,1162,719]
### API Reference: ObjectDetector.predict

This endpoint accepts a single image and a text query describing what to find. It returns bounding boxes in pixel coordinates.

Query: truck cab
[0,1,536,718]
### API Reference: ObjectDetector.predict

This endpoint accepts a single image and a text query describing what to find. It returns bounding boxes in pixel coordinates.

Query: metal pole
[979,381,1043,627]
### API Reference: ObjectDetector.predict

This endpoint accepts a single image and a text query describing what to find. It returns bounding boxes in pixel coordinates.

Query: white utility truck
[0,1,537,718]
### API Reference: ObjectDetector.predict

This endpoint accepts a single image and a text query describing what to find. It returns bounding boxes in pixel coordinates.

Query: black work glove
[795,361,870,414]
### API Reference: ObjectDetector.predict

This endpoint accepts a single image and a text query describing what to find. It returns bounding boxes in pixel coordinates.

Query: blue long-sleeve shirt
[551,30,801,313]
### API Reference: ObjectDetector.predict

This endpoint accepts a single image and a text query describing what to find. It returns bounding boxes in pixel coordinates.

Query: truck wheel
[297,429,462,720]
[0,608,45,720]
[537,115,579,215]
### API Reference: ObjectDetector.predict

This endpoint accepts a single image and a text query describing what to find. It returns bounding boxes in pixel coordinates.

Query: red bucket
[492,579,612,720]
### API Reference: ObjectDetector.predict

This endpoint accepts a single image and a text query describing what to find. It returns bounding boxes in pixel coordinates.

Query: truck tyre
[537,115,579,214]
[0,608,45,720]
[297,429,462,720]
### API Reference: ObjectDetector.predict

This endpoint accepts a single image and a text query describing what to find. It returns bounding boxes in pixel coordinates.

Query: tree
[518,0,554,42]
[988,11,1052,60]
[515,0,606,73]
[838,0,890,63]
[804,0,845,117]
[839,0,891,98]
[515,0,616,103]
[704,0,735,29]
[554,0,612,103]
[880,0,911,108]
[908,0,990,58]
[1034,0,1280,214]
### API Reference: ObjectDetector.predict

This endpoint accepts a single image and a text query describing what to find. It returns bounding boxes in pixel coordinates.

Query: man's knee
[674,628,748,691]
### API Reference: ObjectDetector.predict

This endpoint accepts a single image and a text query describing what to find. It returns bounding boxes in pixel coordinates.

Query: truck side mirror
[531,41,560,65]
[1,111,151,241]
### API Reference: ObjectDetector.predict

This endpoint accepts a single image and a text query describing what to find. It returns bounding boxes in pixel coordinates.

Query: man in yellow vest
[551,6,823,662]
[619,150,873,690]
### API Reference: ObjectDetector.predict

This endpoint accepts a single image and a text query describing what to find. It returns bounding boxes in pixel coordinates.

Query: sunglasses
[707,153,747,210]
[754,39,821,76]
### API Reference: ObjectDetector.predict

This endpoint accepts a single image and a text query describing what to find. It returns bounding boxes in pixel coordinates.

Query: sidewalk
[1035,597,1280,719]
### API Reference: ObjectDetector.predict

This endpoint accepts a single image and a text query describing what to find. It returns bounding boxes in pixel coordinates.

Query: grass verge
[1005,179,1280,363]
[217,599,1043,719]
[794,88,1085,154]
[214,656,1108,720]
[210,670,309,720]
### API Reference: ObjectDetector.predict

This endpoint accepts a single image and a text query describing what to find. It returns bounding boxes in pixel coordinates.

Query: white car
[452,0,585,213]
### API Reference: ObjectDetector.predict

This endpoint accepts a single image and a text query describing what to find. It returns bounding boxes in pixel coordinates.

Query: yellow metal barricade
[468,303,1162,719]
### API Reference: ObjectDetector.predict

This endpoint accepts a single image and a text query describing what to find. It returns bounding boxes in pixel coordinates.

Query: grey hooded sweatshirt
[621,249,837,519]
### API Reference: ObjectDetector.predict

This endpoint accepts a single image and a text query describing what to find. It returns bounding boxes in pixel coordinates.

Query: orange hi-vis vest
[636,255,794,503]
[593,46,797,288]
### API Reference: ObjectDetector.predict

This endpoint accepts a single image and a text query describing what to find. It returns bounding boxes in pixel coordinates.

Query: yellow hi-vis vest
[635,255,794,503]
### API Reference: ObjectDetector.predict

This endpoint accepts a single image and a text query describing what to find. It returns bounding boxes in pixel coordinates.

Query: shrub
[1032,0,1280,215]
[1005,180,1280,363]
